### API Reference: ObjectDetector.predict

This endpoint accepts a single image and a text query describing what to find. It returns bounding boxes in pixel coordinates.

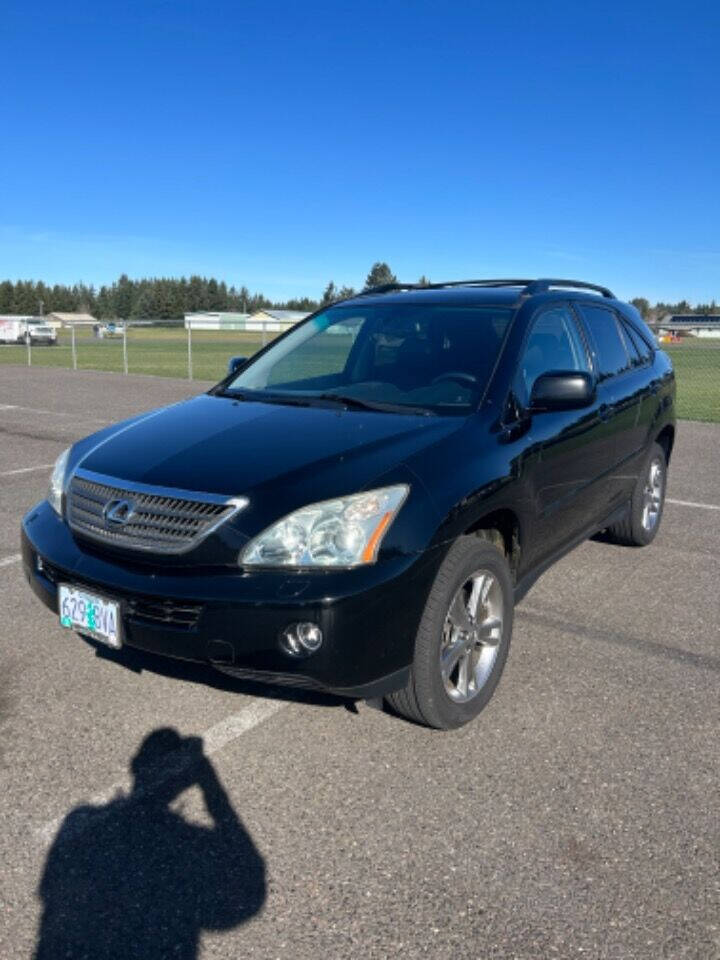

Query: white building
[184,312,250,331]
[47,312,97,328]
[245,309,310,332]
[658,314,720,339]
[185,309,310,333]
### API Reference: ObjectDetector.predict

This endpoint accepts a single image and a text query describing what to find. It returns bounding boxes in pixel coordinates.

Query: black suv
[22,279,675,729]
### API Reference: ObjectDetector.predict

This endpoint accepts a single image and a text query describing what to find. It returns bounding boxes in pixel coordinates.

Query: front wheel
[386,535,513,730]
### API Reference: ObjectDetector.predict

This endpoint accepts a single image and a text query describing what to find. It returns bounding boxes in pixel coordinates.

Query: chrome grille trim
[66,468,247,554]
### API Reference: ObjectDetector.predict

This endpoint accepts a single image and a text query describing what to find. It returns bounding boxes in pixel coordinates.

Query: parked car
[22,279,675,729]
[98,321,122,338]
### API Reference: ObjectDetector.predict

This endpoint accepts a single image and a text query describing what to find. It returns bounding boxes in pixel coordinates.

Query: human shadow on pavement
[33,728,266,960]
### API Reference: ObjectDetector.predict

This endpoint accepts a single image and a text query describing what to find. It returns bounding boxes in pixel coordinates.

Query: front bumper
[22,501,445,698]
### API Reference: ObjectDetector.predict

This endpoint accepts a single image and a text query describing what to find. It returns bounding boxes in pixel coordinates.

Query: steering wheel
[431,371,478,387]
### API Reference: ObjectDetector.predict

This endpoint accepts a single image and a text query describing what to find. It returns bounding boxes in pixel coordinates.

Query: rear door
[575,303,645,506]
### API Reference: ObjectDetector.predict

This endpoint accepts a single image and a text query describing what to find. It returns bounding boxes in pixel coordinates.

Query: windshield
[224,303,513,414]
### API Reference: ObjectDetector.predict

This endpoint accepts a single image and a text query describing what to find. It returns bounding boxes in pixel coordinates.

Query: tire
[607,441,667,546]
[386,535,514,730]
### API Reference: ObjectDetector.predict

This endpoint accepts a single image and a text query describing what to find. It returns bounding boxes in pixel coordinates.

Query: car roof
[339,279,623,310]
[347,286,523,308]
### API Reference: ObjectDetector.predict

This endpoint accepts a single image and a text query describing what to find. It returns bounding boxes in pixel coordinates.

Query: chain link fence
[1,318,718,423]
[649,320,720,423]
[0,320,288,384]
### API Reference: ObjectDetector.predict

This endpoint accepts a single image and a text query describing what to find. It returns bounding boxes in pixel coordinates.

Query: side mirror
[530,371,595,412]
[227,355,248,376]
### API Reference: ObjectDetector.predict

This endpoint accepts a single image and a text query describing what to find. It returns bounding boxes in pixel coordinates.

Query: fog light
[36,554,44,573]
[280,622,323,657]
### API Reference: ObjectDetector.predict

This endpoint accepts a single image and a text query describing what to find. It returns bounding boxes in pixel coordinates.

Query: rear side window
[621,319,653,364]
[618,320,642,365]
[578,305,629,379]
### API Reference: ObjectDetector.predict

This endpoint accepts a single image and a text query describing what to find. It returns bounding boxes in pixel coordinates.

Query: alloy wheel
[642,457,664,532]
[440,569,504,703]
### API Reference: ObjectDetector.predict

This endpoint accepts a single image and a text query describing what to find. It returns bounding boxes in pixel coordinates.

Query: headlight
[48,447,71,515]
[242,485,409,568]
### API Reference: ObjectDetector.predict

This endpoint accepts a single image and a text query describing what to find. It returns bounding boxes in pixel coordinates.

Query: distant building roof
[251,309,310,322]
[668,314,720,323]
[184,312,250,322]
[48,312,97,325]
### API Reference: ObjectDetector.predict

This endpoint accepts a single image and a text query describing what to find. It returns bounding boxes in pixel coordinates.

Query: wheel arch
[463,508,521,581]
[655,424,675,464]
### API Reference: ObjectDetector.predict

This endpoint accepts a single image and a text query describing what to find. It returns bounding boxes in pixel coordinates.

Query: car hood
[76,394,463,505]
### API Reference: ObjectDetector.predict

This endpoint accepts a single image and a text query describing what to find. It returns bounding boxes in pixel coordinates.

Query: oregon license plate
[58,584,121,649]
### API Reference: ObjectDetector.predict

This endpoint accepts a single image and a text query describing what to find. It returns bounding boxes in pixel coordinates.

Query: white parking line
[0,554,21,568]
[0,402,108,424]
[35,698,287,847]
[0,463,54,477]
[667,497,720,512]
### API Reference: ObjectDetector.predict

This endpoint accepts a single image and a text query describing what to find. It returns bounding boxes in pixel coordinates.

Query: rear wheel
[608,441,667,546]
[386,535,513,730]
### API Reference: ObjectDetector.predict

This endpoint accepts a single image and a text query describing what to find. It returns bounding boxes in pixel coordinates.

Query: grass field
[664,340,720,422]
[1,328,717,422]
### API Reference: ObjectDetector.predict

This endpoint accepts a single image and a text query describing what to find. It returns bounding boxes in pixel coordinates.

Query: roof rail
[359,283,415,295]
[359,279,533,297]
[357,278,615,299]
[522,279,615,298]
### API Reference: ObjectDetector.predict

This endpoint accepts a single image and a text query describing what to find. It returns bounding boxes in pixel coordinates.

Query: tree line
[0,265,715,321]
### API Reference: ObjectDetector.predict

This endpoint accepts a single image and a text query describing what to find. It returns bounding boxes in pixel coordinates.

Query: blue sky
[1,0,718,303]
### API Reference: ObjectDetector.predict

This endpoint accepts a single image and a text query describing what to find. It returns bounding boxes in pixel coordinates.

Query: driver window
[518,306,590,403]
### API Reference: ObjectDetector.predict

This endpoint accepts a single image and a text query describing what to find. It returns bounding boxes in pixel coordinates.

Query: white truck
[0,316,57,345]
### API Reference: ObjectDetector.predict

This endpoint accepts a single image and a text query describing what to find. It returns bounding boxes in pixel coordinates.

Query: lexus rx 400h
[22,279,675,729]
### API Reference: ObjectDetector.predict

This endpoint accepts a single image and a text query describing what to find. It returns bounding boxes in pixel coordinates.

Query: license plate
[58,584,122,649]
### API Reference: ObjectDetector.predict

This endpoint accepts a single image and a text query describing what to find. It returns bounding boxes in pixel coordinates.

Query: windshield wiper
[215,387,433,415]
[215,388,313,407]
[214,388,252,400]
[314,393,435,416]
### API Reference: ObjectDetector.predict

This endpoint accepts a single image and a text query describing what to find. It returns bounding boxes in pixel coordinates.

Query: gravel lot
[1,366,718,960]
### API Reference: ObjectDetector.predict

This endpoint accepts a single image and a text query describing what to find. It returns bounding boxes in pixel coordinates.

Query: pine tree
[321,282,338,305]
[0,281,14,313]
[364,262,397,289]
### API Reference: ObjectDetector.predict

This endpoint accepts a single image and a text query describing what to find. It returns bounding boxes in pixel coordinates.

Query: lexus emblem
[104,498,136,527]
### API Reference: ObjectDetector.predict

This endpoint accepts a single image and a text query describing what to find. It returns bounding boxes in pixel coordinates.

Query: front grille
[66,471,243,554]
[41,560,203,630]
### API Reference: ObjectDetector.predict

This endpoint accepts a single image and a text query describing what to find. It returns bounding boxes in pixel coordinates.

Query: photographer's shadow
[34,728,265,960]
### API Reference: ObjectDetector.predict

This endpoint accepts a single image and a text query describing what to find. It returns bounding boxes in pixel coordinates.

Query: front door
[515,304,615,567]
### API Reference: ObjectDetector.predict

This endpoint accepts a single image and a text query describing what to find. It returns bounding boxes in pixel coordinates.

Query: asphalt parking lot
[1,366,718,960]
